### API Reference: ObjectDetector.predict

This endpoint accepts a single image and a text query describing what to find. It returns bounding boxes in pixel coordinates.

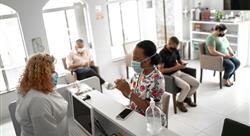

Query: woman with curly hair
[15,53,69,136]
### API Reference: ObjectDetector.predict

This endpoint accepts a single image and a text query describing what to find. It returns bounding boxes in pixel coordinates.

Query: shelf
[230,43,238,46]
[192,31,210,35]
[192,38,206,42]
[226,34,238,38]
[191,20,239,26]
[192,31,238,38]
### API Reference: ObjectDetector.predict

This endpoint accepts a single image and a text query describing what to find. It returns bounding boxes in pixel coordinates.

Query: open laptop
[72,95,95,136]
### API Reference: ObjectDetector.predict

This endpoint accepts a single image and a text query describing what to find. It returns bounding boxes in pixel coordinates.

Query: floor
[1,61,249,136]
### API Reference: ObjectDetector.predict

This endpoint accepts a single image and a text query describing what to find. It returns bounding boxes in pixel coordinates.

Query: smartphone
[183,62,188,65]
[116,108,133,120]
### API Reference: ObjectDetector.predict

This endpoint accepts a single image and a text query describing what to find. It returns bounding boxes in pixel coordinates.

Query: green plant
[215,11,224,22]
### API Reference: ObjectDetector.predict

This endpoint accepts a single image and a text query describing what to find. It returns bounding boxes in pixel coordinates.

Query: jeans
[223,57,240,80]
[75,67,105,84]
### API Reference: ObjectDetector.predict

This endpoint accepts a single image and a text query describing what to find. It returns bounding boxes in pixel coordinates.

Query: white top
[66,49,93,71]
[15,89,69,136]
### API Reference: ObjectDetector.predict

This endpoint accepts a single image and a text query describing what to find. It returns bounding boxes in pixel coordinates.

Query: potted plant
[215,11,224,22]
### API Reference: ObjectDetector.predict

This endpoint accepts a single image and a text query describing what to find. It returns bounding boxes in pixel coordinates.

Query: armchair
[199,43,235,89]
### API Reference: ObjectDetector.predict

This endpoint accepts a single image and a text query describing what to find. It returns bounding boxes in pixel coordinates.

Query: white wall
[0,0,126,120]
[1,0,49,56]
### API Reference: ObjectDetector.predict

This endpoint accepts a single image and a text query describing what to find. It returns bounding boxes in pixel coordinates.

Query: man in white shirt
[66,39,105,84]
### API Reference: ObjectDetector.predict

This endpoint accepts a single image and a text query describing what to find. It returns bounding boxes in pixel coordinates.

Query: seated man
[159,36,199,112]
[66,39,105,85]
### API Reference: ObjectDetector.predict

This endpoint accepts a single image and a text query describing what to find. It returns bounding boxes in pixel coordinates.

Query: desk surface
[69,88,180,136]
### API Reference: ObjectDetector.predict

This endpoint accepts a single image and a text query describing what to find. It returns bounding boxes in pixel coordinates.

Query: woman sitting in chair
[206,24,240,87]
[115,40,165,115]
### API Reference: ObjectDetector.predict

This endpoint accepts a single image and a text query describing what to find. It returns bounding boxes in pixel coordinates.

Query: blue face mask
[131,60,142,73]
[52,72,59,86]
[131,53,156,73]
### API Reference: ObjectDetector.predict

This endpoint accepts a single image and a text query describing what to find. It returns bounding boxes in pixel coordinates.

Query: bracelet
[127,91,133,99]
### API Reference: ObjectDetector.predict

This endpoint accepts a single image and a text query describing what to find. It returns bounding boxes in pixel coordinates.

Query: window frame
[106,0,141,60]
[0,10,27,93]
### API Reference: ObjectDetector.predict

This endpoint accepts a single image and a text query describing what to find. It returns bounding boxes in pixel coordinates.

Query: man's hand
[115,79,131,98]
[175,63,186,70]
[80,62,89,67]
[158,64,165,73]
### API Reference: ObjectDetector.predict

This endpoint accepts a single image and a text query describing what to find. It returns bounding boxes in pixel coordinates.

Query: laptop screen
[72,96,92,135]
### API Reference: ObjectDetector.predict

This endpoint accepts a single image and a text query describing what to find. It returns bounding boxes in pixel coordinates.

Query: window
[0,4,27,93]
[107,0,167,60]
[107,0,141,59]
[43,0,93,74]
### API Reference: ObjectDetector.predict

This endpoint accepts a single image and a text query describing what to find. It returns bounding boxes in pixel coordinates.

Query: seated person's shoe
[176,102,188,112]
[224,83,232,87]
[184,97,197,107]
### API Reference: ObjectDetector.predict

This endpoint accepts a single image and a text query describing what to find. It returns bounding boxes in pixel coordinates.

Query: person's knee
[225,63,235,72]
[234,59,241,69]
[193,80,200,88]
[179,82,190,92]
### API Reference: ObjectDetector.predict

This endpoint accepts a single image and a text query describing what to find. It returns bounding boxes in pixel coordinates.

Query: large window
[0,4,27,93]
[107,0,141,59]
[107,0,167,60]
[43,0,93,74]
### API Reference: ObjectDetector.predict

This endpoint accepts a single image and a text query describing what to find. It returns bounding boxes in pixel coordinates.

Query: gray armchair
[199,43,235,89]
[164,68,197,114]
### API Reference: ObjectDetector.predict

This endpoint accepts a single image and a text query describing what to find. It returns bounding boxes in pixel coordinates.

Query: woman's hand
[224,54,233,59]
[115,79,131,97]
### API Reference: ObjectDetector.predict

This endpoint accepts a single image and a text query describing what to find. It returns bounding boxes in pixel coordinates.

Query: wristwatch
[127,91,133,99]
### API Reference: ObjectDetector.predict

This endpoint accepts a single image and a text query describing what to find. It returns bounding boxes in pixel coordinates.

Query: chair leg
[200,68,203,83]
[234,73,236,81]
[213,71,216,77]
[219,72,222,89]
[126,66,129,79]
[173,94,177,114]
[193,92,197,104]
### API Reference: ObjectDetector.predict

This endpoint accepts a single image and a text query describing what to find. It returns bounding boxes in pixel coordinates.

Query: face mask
[219,33,225,37]
[131,61,142,73]
[131,53,156,73]
[170,47,177,51]
[77,48,85,53]
[52,72,59,86]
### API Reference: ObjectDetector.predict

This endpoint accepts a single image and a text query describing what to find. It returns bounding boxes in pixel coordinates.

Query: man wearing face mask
[159,36,200,112]
[206,24,240,87]
[66,39,106,85]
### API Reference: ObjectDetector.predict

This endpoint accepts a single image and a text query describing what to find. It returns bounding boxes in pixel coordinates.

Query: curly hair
[18,53,55,96]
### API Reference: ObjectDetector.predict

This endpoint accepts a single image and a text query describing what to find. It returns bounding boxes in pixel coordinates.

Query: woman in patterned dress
[115,40,165,115]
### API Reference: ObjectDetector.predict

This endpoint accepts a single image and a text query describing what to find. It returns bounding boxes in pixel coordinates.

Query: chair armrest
[181,67,196,78]
[200,55,224,71]
[164,75,178,94]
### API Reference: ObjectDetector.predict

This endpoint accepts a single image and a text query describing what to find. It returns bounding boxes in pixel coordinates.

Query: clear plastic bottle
[146,98,162,135]
[195,2,202,20]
